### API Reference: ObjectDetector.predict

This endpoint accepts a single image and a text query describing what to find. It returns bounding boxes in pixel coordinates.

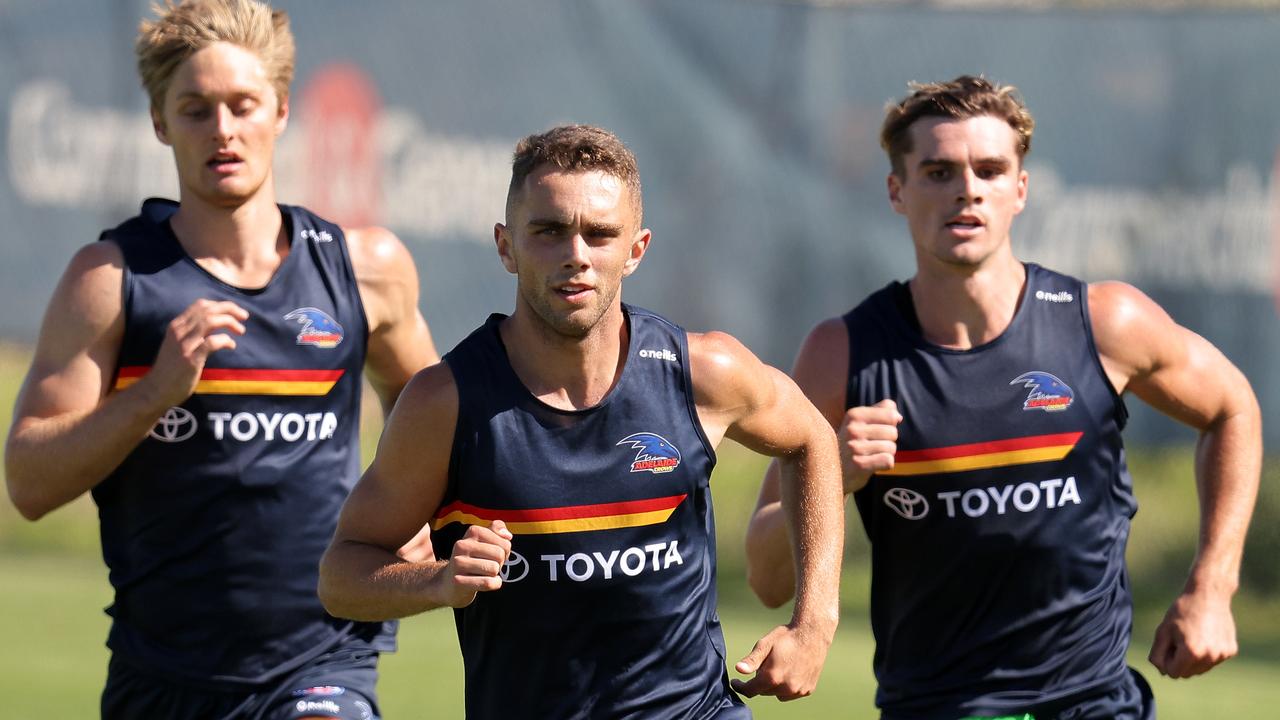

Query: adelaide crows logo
[616,433,682,474]
[1010,371,1074,412]
[284,307,344,348]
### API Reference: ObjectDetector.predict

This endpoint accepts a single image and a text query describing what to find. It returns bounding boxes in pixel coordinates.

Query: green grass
[2,555,1276,719]
[3,343,1280,717]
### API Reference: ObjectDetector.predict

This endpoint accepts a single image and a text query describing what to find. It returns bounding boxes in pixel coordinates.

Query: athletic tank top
[437,305,749,720]
[845,264,1134,719]
[94,198,393,686]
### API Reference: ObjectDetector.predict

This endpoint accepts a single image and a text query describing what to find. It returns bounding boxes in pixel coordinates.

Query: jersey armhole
[1079,282,1129,430]
[677,329,718,471]
[98,231,131,391]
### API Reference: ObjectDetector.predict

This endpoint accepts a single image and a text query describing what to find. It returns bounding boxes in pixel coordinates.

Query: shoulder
[790,317,850,422]
[686,330,778,414]
[58,242,127,323]
[1087,280,1181,387]
[343,225,417,281]
[388,361,458,429]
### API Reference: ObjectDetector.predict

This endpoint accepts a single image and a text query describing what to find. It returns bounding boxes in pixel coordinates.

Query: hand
[838,398,902,493]
[729,622,833,701]
[138,299,249,408]
[396,522,435,564]
[1148,589,1238,678]
[440,520,513,608]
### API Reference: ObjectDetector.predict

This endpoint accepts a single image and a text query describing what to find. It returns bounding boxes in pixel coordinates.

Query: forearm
[779,435,843,636]
[318,539,454,621]
[5,383,170,520]
[745,461,798,607]
[1186,401,1262,596]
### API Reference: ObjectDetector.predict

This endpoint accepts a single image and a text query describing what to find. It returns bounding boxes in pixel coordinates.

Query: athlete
[318,124,846,718]
[744,76,1262,719]
[4,1,437,718]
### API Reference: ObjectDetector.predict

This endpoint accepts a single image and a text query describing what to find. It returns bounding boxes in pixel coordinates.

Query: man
[4,1,437,718]
[744,76,1261,719]
[318,124,845,718]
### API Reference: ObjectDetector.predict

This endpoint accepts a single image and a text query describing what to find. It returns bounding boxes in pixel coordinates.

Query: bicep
[334,365,457,551]
[13,244,124,424]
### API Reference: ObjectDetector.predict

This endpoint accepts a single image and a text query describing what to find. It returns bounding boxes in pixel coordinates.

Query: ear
[1012,167,1029,215]
[621,228,652,278]
[887,173,906,216]
[495,223,517,275]
[152,107,170,146]
[275,94,290,136]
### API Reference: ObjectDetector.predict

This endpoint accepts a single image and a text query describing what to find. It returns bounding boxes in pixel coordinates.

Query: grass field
[2,342,1279,718]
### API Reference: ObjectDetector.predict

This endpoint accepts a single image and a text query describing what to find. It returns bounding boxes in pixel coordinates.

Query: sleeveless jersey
[845,264,1135,719]
[436,305,749,720]
[94,198,393,687]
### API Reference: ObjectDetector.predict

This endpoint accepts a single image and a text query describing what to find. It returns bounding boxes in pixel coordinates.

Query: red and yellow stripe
[879,431,1083,477]
[433,494,688,535]
[114,366,344,396]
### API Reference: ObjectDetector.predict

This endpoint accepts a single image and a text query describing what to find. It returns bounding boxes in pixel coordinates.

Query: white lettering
[319,412,338,439]
[938,490,962,518]
[644,543,666,571]
[304,412,322,441]
[986,484,1014,514]
[619,548,646,577]
[593,550,619,579]
[565,553,594,582]
[208,412,232,440]
[1059,476,1081,506]
[962,489,989,518]
[256,412,282,441]
[664,541,684,568]
[541,554,564,582]
[230,412,257,441]
[1040,477,1063,507]
[280,414,304,442]
[1012,482,1041,512]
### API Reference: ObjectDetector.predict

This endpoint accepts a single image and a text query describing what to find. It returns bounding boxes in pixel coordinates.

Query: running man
[744,76,1261,719]
[319,124,845,718]
[5,1,437,718]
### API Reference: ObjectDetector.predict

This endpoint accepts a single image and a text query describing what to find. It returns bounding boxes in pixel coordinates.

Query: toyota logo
[149,407,197,443]
[500,550,529,583]
[883,487,929,520]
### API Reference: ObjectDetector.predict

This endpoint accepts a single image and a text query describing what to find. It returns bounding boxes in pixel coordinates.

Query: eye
[926,168,950,181]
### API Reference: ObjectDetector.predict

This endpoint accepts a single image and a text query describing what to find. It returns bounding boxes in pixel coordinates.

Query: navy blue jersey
[846,264,1135,719]
[436,305,749,720]
[94,199,393,687]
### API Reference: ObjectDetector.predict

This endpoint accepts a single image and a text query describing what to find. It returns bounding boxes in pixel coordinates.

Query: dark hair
[880,75,1034,177]
[506,125,642,223]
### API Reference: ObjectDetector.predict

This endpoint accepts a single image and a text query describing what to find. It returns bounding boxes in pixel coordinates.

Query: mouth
[944,213,985,233]
[207,151,244,173]
[553,282,594,303]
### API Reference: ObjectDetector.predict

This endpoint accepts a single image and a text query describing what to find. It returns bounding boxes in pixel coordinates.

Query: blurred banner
[2,1,1276,444]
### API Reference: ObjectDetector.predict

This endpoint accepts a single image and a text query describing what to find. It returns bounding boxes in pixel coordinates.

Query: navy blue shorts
[101,644,381,720]
[1033,667,1155,720]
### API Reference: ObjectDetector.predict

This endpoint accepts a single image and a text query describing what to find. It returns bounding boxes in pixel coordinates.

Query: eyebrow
[917,156,1013,171]
[527,218,625,235]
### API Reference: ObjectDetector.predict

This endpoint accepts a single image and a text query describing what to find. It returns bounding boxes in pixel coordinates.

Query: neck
[169,188,287,288]
[500,302,629,411]
[908,253,1026,350]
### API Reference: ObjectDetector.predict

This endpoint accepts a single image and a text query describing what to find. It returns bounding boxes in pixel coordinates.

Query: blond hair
[135,0,295,113]
[880,75,1034,177]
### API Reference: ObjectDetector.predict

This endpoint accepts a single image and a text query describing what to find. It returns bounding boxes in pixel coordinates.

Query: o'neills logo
[616,432,682,474]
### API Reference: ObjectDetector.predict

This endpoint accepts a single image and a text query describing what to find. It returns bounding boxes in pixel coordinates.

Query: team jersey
[435,305,749,720]
[94,198,393,687]
[845,263,1135,719]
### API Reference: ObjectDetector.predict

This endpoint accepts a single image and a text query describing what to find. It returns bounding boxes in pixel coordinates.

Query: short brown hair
[135,0,295,114]
[880,75,1034,177]
[506,125,643,224]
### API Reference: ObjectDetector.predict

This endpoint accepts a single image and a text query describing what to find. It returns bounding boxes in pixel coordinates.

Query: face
[495,167,650,339]
[887,115,1028,269]
[153,41,288,207]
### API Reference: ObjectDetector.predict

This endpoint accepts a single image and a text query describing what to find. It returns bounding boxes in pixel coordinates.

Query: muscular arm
[1090,282,1261,679]
[346,226,439,415]
[318,364,510,620]
[5,243,247,519]
[744,318,900,608]
[689,331,844,701]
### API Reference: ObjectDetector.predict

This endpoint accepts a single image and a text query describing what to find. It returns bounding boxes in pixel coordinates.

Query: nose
[956,168,983,205]
[213,104,235,141]
[563,233,590,270]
